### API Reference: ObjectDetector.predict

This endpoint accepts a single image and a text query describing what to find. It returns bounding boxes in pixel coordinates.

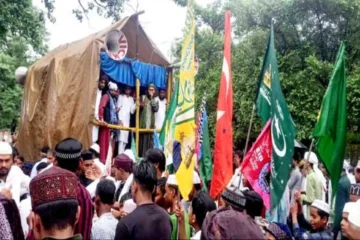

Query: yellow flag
[175,0,196,201]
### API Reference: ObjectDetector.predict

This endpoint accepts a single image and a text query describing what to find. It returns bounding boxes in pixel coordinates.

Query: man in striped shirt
[54,138,94,240]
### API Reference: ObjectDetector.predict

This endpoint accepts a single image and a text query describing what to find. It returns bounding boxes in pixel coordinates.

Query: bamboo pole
[167,69,173,110]
[244,104,256,154]
[136,78,140,158]
[92,120,161,133]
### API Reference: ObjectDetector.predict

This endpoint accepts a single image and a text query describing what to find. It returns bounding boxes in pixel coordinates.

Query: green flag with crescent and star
[257,24,297,209]
[312,42,347,202]
[255,28,272,123]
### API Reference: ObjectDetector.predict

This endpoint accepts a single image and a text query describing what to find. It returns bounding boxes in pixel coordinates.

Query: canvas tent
[18,14,170,162]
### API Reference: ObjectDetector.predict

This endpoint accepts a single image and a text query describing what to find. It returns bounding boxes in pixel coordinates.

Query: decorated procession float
[17,13,174,162]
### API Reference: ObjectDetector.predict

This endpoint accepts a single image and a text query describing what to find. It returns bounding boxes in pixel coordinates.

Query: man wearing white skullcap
[344,200,360,240]
[291,199,332,240]
[341,202,357,238]
[181,171,202,212]
[0,142,31,235]
[295,152,322,218]
[98,81,119,164]
[164,175,191,239]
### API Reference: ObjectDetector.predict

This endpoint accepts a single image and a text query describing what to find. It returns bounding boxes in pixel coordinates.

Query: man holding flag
[210,11,233,199]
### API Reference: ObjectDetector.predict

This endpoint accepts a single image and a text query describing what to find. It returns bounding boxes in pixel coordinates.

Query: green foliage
[173,0,360,154]
[0,1,47,129]
[42,0,129,22]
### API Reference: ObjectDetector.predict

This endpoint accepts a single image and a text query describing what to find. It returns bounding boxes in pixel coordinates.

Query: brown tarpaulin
[18,15,169,162]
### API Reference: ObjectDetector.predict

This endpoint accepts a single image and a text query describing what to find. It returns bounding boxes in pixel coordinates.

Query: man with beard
[98,82,120,163]
[0,141,27,206]
[0,142,31,236]
[93,75,109,143]
[155,89,167,130]
[139,84,159,157]
[117,85,136,154]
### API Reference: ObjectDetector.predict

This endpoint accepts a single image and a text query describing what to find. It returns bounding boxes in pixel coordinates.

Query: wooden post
[244,104,256,154]
[136,78,140,158]
[167,68,173,110]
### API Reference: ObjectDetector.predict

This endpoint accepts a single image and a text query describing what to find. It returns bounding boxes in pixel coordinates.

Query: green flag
[255,28,272,123]
[312,42,347,200]
[198,105,212,191]
[159,79,179,172]
[260,24,296,209]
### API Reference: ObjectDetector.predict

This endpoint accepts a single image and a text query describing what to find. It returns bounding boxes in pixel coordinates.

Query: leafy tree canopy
[172,0,360,163]
[0,0,47,129]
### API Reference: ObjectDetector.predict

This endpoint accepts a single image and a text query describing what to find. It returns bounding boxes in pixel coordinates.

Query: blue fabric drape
[100,52,167,89]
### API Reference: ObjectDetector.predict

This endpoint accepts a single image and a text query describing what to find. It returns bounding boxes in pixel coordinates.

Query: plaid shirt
[75,182,93,240]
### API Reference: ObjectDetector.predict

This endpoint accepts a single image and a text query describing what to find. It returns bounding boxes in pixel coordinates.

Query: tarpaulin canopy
[18,14,170,162]
[100,52,167,89]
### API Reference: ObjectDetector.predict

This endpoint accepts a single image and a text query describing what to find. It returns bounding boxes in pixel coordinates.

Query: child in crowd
[291,199,332,240]
[188,190,216,240]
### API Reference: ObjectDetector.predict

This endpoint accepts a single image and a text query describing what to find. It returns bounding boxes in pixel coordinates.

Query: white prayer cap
[0,142,12,155]
[109,82,118,91]
[348,201,360,227]
[90,143,100,154]
[167,174,178,186]
[343,202,357,213]
[124,149,136,163]
[343,161,350,170]
[311,200,330,214]
[193,171,201,184]
[305,151,319,165]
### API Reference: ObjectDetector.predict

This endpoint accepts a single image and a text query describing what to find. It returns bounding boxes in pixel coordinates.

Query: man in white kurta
[155,89,167,130]
[92,75,108,143]
[117,86,136,154]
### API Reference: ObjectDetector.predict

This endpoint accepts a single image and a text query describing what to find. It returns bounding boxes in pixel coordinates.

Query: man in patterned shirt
[92,179,118,239]
[54,138,94,240]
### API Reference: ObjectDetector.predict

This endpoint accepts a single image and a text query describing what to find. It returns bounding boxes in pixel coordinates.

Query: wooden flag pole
[244,104,256,154]
[307,139,315,161]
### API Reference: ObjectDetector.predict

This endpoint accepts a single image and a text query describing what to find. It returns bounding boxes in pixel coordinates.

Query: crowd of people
[93,75,167,163]
[1,135,360,240]
[1,78,360,240]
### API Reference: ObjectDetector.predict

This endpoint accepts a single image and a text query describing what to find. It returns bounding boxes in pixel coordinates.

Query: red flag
[241,120,272,209]
[210,11,233,198]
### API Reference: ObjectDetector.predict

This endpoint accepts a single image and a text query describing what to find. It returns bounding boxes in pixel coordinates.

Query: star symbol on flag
[217,110,225,120]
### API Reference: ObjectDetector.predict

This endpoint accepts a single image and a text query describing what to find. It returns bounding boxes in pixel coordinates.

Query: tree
[0,0,47,129]
[42,0,130,22]
[173,0,360,162]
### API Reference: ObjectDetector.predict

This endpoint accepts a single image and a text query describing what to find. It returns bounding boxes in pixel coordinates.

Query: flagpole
[244,104,256,154]
[307,139,315,161]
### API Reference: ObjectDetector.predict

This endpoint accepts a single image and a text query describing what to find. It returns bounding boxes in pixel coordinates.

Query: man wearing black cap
[53,138,93,240]
[79,150,94,187]
[29,166,81,240]
[221,186,247,212]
